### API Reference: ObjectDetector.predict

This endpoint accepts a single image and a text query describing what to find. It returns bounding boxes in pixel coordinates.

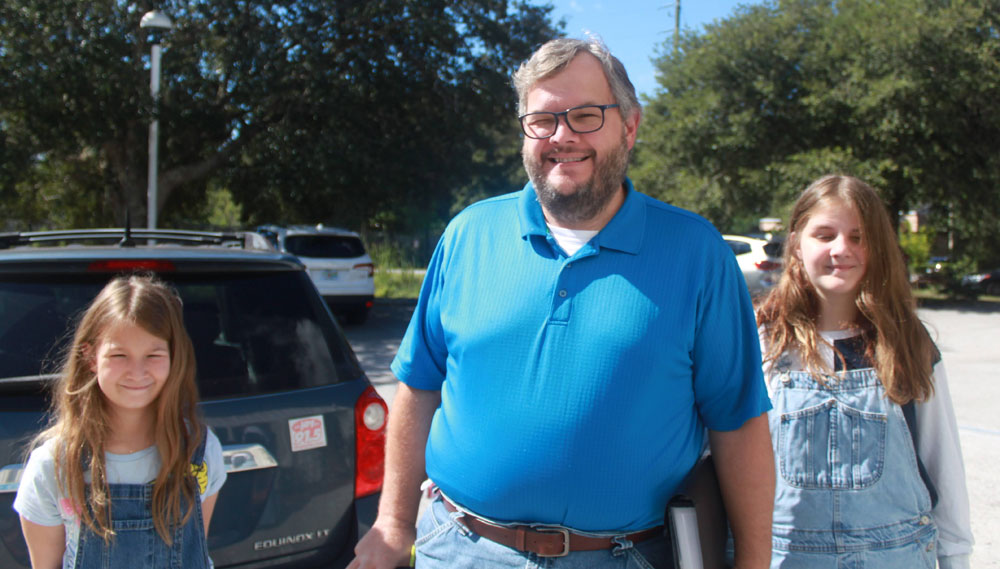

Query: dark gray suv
[0,229,386,568]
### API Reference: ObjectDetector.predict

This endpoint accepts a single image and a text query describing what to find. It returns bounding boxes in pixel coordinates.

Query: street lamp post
[140,10,173,229]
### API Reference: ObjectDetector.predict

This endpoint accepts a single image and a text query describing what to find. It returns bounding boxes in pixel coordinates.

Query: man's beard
[523,136,631,226]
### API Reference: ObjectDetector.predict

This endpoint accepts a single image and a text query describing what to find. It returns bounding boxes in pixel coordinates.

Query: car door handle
[222,444,278,473]
[0,463,24,494]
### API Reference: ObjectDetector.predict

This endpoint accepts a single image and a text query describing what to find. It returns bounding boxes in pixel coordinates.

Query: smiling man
[351,38,774,569]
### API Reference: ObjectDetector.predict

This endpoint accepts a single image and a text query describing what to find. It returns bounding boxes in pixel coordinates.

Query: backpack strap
[192,425,208,464]
[188,425,210,496]
[902,401,939,509]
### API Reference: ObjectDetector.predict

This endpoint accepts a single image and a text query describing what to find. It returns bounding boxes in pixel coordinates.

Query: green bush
[369,241,424,298]
[898,225,932,275]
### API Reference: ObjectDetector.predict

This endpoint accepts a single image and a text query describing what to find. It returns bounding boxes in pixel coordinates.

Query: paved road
[344,298,1000,567]
[920,302,1000,568]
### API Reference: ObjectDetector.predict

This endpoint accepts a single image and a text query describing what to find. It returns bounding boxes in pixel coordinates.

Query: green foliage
[369,241,425,298]
[636,0,1000,266]
[375,269,425,299]
[1,0,560,233]
[205,185,243,229]
[898,225,932,275]
[368,240,419,270]
[1,155,116,230]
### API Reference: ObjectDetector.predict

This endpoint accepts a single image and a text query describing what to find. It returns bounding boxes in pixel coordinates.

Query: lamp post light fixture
[140,10,173,229]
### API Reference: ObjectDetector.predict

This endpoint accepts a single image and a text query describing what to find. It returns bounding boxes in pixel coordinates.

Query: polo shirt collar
[518,177,645,255]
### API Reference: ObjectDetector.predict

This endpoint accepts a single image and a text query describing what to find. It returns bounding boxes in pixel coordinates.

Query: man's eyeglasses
[518,104,620,140]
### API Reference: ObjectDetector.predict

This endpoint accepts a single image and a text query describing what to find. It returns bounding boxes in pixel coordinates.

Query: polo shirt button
[558,289,568,298]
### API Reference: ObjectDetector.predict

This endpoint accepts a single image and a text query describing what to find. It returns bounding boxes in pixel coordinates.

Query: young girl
[14,274,226,569]
[756,175,974,568]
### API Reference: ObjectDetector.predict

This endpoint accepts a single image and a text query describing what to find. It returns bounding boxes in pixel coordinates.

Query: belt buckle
[535,527,570,557]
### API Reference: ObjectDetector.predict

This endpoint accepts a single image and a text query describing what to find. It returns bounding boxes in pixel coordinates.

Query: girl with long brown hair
[14,274,226,569]
[757,175,973,568]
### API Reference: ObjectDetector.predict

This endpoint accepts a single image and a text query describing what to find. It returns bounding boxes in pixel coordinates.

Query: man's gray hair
[512,37,641,120]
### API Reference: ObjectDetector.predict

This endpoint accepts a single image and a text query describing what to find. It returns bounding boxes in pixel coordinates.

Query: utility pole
[674,0,681,55]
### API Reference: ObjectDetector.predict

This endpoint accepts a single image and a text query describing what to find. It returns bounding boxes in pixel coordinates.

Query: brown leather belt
[441,497,663,558]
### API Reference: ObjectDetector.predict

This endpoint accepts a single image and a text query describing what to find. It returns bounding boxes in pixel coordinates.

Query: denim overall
[73,434,209,569]
[769,367,938,569]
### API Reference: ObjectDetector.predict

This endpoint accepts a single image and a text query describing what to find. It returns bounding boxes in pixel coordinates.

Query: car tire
[345,307,369,326]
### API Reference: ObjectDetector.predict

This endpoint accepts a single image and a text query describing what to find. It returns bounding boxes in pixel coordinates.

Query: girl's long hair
[757,175,935,404]
[33,274,202,543]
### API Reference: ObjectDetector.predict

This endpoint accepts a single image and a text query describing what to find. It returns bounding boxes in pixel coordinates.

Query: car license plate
[320,269,339,280]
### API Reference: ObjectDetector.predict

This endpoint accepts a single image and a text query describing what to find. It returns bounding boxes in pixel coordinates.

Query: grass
[368,241,425,299]
[371,274,1000,304]
[367,240,1000,303]
[912,286,1000,309]
[375,268,424,299]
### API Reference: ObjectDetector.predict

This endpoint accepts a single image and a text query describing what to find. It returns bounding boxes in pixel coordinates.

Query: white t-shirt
[546,224,599,256]
[13,428,226,569]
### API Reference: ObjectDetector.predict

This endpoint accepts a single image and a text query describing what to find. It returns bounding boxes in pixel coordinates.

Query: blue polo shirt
[392,179,770,532]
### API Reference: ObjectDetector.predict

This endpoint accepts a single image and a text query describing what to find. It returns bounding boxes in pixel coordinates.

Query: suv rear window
[284,235,366,258]
[726,240,752,256]
[763,240,784,258]
[0,272,361,398]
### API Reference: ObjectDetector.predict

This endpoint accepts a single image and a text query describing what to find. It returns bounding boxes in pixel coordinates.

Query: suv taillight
[755,260,781,271]
[354,386,387,499]
[353,262,375,278]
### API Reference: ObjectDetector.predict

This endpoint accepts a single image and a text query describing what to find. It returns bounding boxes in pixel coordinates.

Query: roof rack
[0,229,275,251]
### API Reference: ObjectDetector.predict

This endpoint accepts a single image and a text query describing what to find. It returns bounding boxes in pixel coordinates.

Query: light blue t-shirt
[14,428,226,569]
[392,179,771,532]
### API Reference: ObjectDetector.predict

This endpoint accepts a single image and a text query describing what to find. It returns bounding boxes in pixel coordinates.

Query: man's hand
[348,516,415,569]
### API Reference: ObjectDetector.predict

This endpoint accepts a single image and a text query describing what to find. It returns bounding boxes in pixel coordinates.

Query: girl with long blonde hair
[14,274,226,569]
[757,175,973,568]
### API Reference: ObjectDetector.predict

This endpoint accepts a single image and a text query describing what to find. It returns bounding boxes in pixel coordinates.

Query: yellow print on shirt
[190,460,208,494]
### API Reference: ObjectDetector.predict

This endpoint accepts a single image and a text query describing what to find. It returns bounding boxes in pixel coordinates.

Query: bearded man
[351,37,775,569]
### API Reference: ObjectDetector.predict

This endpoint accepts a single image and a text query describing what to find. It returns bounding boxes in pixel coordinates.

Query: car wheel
[985,281,1000,297]
[344,307,369,326]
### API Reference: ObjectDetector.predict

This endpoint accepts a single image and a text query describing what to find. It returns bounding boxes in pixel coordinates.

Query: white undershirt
[547,224,599,256]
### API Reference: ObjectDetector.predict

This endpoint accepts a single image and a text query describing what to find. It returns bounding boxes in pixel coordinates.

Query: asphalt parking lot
[919,301,1000,568]
[344,298,1000,567]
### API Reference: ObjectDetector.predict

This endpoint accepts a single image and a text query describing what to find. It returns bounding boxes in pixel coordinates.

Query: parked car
[256,225,375,325]
[0,228,386,569]
[722,234,784,297]
[962,267,1000,296]
[927,255,951,273]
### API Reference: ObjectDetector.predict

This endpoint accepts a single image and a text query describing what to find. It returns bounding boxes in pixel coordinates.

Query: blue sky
[546,0,761,98]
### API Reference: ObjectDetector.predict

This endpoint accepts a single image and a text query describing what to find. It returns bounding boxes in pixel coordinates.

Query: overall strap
[902,401,939,508]
[191,424,208,465]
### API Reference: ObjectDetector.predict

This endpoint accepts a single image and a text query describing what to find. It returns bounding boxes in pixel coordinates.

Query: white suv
[257,224,375,324]
[723,234,783,297]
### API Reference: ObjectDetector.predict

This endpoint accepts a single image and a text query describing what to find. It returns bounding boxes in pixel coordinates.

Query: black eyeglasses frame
[518,104,621,140]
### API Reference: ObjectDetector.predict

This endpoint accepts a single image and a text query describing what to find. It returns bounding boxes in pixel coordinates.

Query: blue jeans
[415,496,674,568]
